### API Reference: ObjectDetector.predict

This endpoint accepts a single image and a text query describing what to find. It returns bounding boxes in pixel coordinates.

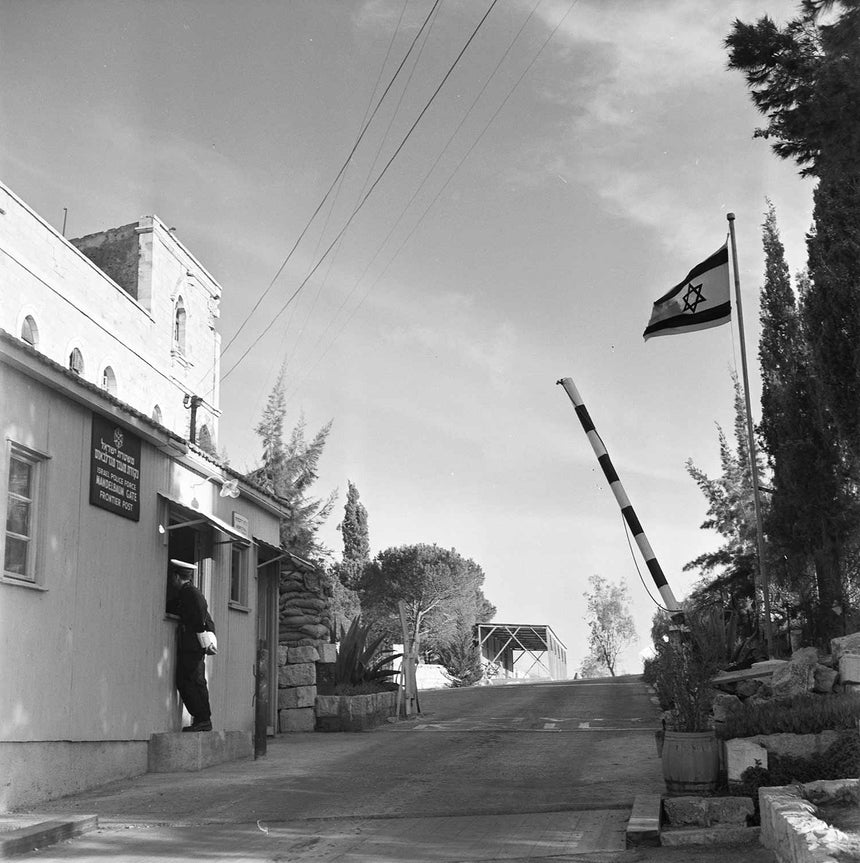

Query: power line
[246,2,416,423]
[274,0,439,390]
[283,0,582,404]
[217,0,443,363]
[282,0,548,401]
[221,0,503,384]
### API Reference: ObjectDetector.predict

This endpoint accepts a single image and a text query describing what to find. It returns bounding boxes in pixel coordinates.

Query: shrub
[717,692,860,740]
[647,637,721,731]
[436,631,483,687]
[736,731,860,796]
[333,617,401,689]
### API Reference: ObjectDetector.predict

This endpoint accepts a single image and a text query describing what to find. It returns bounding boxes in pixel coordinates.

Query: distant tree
[435,628,483,687]
[337,481,370,589]
[248,369,336,561]
[578,653,611,680]
[580,575,636,677]
[329,481,368,635]
[359,544,491,660]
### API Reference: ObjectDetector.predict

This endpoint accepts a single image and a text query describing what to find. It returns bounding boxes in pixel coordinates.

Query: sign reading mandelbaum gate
[89,414,141,521]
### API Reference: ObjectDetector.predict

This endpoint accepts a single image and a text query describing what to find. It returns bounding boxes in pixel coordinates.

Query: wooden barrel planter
[661,730,720,794]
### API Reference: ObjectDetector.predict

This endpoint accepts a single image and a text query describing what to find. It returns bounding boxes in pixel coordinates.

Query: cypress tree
[757,204,849,643]
[338,481,370,588]
[727,1,860,641]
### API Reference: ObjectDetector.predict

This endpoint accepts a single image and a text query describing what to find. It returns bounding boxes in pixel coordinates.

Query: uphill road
[20,676,776,862]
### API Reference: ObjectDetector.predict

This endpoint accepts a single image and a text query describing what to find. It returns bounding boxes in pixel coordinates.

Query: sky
[1,0,816,674]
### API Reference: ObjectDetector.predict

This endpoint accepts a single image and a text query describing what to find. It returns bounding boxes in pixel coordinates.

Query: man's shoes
[182,719,212,732]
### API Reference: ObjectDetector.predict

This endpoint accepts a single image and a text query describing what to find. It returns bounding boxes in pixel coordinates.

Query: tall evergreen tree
[727,1,860,453]
[338,481,370,589]
[248,369,336,561]
[756,203,851,643]
[329,481,368,634]
[727,0,860,641]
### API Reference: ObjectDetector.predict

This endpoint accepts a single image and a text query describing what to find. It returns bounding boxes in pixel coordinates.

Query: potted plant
[646,608,724,793]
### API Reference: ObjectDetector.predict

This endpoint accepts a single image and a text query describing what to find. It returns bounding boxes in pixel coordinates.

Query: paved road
[20,676,777,861]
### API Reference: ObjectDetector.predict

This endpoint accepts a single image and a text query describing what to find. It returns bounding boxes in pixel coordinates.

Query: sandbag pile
[278,561,333,647]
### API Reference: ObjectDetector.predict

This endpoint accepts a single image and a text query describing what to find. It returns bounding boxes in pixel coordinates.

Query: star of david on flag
[643,243,731,340]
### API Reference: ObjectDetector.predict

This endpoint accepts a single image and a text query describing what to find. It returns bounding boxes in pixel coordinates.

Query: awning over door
[159,495,251,546]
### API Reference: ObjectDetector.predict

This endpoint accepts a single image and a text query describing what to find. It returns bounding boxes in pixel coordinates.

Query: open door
[255,548,281,744]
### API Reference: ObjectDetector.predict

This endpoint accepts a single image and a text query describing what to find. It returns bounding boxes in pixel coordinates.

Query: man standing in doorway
[168,559,216,732]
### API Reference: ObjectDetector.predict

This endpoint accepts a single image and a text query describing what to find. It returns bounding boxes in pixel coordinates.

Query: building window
[4,445,45,582]
[20,315,39,347]
[101,365,117,395]
[230,544,248,606]
[69,348,85,376]
[152,405,163,424]
[174,298,187,354]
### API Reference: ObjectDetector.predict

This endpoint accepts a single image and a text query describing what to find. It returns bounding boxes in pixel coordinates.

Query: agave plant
[333,616,401,689]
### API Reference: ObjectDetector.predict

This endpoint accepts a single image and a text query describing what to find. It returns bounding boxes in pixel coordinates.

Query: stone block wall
[276,556,337,733]
[275,642,340,732]
[277,645,318,733]
[759,781,860,863]
[315,692,397,732]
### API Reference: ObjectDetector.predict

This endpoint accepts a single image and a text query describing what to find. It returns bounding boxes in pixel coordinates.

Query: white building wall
[0,185,285,809]
[0,181,222,446]
[0,355,281,806]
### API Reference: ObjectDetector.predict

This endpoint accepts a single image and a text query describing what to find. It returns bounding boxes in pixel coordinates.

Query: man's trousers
[177,650,211,722]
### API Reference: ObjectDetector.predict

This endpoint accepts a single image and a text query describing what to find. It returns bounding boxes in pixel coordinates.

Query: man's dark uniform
[174,577,215,729]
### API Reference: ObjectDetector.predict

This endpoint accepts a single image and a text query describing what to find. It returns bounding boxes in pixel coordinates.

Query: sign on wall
[232,512,250,538]
[89,414,142,521]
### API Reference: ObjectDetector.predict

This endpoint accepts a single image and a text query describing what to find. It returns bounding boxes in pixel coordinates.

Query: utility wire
[283,0,547,401]
[218,0,442,362]
[258,0,418,415]
[284,0,581,403]
[276,0,437,386]
[222,0,502,383]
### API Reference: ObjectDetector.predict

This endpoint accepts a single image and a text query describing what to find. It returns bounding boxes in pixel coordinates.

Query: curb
[660,825,761,847]
[627,794,662,846]
[0,815,98,858]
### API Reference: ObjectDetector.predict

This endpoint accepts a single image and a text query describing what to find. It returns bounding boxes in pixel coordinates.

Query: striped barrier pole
[557,376,681,612]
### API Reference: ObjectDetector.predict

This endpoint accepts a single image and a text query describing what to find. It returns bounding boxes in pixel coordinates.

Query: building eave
[0,329,289,520]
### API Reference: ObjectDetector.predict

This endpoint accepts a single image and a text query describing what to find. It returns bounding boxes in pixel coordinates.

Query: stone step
[660,825,761,847]
[626,794,662,846]
[148,730,252,772]
[0,814,97,858]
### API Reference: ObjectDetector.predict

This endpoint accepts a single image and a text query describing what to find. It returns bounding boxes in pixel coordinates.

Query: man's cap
[169,558,198,572]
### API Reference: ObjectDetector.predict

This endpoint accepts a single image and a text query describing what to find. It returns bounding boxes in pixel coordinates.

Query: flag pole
[557,376,681,613]
[727,212,775,658]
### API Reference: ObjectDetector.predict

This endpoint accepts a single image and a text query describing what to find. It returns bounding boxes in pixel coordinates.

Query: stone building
[0,181,289,809]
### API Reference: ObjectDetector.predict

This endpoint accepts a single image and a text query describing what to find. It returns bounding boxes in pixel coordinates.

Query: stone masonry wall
[276,559,336,732]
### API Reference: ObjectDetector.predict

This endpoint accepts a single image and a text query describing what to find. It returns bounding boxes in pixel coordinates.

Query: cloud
[353,0,427,32]
[495,0,809,257]
[384,306,519,381]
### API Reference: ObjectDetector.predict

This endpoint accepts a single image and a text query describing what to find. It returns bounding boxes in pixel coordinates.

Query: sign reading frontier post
[89,414,141,521]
